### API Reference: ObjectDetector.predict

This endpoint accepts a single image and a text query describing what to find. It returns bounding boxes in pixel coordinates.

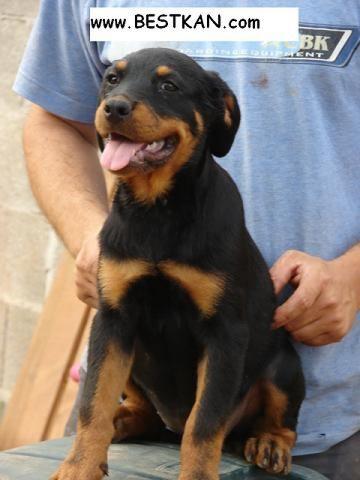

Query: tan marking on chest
[98,258,153,308]
[159,261,225,317]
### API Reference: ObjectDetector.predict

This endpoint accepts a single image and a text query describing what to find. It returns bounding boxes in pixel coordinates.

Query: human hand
[270,249,360,346]
[75,231,101,309]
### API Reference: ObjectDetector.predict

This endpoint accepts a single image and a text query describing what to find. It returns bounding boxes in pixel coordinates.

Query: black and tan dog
[51,48,305,480]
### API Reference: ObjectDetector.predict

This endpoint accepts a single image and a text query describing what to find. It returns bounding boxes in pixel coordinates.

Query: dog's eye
[160,81,178,92]
[106,73,118,85]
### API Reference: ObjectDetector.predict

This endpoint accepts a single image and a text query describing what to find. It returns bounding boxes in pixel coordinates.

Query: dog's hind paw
[112,403,162,442]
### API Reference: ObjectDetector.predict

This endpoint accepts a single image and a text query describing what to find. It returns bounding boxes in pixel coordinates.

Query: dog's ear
[206,71,240,157]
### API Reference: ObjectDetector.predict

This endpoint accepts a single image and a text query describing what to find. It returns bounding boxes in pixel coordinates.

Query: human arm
[270,244,360,346]
[23,104,108,307]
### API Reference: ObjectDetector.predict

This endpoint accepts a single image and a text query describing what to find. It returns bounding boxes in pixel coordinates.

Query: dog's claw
[261,447,270,467]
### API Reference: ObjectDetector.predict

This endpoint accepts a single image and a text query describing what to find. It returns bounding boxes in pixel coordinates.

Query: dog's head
[96,48,240,179]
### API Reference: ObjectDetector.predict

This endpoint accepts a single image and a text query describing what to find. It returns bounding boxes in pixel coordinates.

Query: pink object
[101,136,145,171]
[69,363,81,383]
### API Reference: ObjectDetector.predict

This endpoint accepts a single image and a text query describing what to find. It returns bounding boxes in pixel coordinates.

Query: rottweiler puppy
[51,48,305,480]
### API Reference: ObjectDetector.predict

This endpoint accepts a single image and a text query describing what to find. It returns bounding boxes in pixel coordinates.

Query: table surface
[0,437,328,480]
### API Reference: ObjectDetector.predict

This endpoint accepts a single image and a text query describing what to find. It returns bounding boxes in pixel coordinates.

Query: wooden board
[0,251,91,450]
[45,312,93,440]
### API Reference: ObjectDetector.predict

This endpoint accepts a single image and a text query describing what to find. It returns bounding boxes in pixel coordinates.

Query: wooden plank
[45,312,93,440]
[0,251,90,450]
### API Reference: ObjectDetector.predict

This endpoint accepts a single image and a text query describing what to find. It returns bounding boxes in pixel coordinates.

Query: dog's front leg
[179,325,248,480]
[50,311,135,480]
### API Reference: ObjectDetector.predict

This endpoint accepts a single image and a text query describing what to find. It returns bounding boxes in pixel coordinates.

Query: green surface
[0,437,328,480]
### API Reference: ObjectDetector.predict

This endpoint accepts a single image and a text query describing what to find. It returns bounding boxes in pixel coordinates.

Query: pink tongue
[100,137,146,171]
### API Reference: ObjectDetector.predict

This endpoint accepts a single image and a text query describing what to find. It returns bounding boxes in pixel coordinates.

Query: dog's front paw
[49,460,109,480]
[244,433,292,475]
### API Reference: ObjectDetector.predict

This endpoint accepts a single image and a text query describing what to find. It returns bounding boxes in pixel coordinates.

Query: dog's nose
[104,98,133,120]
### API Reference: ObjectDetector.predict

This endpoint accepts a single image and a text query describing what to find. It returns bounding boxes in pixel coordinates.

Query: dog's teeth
[145,140,165,152]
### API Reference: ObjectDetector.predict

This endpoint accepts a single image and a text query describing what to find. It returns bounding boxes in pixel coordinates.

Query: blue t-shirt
[14,0,360,456]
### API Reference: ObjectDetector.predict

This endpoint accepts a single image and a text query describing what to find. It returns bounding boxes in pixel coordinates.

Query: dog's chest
[98,256,225,319]
[131,334,198,435]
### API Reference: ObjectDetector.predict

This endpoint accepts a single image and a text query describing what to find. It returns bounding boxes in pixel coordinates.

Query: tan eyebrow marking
[116,60,128,71]
[156,65,172,76]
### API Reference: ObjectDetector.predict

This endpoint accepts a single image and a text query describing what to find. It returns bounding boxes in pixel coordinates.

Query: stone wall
[0,0,62,415]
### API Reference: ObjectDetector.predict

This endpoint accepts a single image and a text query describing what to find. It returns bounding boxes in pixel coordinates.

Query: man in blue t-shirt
[14,1,360,478]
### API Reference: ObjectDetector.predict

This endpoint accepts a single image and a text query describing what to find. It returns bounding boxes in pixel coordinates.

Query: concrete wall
[0,1,62,415]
